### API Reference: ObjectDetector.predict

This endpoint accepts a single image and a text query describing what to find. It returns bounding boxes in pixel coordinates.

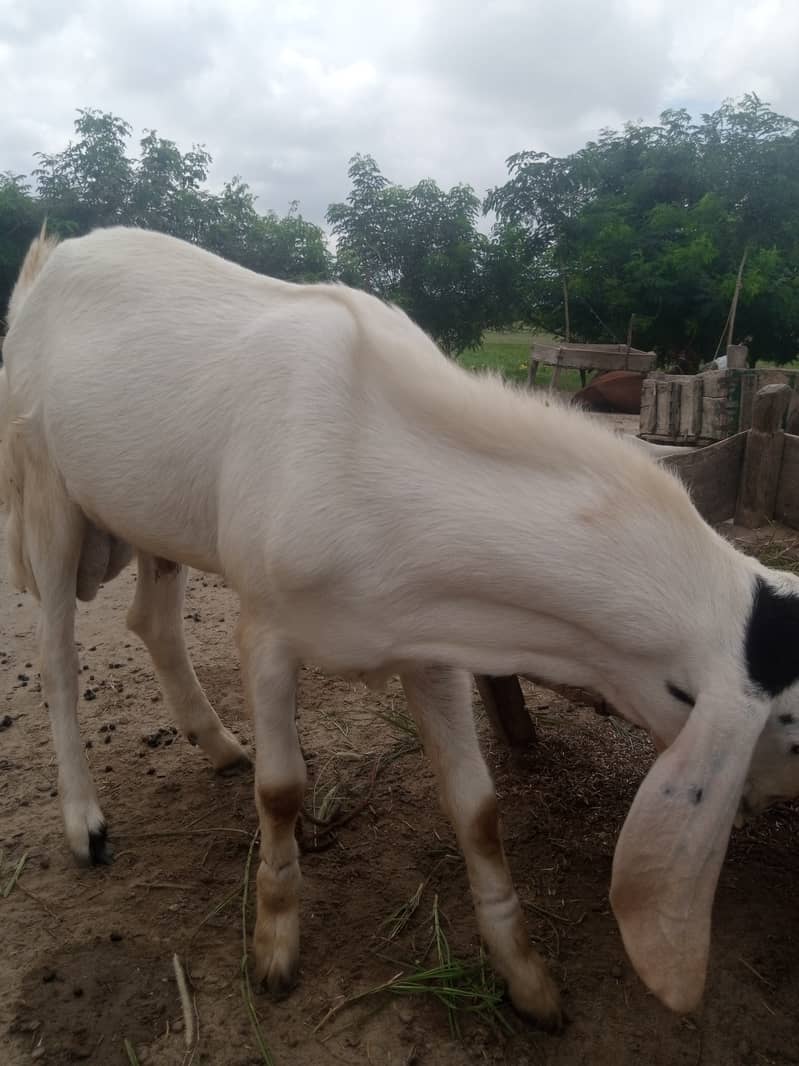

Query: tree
[204,180,332,282]
[0,174,44,330]
[328,155,488,354]
[129,130,214,243]
[0,108,332,316]
[34,108,134,231]
[487,95,799,364]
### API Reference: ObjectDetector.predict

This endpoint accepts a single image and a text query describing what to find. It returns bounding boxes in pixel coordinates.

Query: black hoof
[217,755,252,778]
[88,824,114,866]
[262,971,299,1001]
[508,997,567,1034]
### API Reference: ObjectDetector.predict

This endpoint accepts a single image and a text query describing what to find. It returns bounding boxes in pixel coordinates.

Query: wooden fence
[478,383,799,748]
[640,364,799,446]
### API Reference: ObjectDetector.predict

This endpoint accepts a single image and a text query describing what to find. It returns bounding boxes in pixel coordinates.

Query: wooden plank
[660,432,747,525]
[678,376,703,440]
[701,370,727,398]
[530,344,655,374]
[700,395,727,441]
[775,433,799,529]
[735,384,792,528]
[475,676,536,749]
[527,359,539,387]
[639,379,656,435]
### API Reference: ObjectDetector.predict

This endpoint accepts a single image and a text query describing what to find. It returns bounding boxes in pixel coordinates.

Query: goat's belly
[66,473,223,574]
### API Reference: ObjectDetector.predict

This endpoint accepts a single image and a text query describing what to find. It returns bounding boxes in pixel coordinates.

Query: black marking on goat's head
[667,682,695,707]
[745,578,799,697]
[779,713,795,725]
[693,787,703,805]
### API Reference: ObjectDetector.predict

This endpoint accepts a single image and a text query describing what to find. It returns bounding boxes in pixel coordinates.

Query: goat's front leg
[238,618,306,992]
[127,552,248,769]
[401,664,562,1030]
[24,496,110,864]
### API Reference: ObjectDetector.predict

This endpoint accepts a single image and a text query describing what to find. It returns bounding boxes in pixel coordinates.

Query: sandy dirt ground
[2,521,799,1066]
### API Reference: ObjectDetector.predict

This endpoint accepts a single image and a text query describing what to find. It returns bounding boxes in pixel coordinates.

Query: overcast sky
[2,0,798,227]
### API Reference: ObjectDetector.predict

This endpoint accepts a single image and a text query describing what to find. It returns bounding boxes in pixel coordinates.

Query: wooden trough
[528,342,656,390]
[479,383,799,748]
[640,346,799,446]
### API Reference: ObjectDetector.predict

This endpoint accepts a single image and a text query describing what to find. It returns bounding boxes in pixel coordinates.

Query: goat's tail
[6,219,59,330]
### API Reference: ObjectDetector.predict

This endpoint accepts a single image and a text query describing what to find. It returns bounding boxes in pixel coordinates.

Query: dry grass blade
[316,784,340,824]
[373,704,418,738]
[738,955,775,989]
[123,1038,141,1066]
[239,831,276,1066]
[431,895,458,1036]
[381,881,425,941]
[757,539,799,574]
[2,850,29,898]
[173,953,195,1049]
[188,883,241,950]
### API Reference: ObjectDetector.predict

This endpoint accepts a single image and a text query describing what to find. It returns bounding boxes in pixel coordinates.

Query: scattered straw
[123,1038,140,1065]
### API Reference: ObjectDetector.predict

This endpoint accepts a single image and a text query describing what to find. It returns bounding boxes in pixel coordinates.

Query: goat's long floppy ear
[610,688,769,1013]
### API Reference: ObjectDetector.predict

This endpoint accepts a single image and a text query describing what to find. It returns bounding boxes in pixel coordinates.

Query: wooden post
[725,344,748,370]
[475,675,535,749]
[563,277,571,344]
[527,357,540,388]
[735,383,792,528]
[727,248,748,348]
[550,357,563,393]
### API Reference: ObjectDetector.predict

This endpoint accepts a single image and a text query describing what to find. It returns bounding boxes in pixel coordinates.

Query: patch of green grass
[459,330,582,390]
[755,357,799,371]
[317,893,513,1038]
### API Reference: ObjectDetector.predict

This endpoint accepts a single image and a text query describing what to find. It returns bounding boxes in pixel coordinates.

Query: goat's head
[607,563,799,1014]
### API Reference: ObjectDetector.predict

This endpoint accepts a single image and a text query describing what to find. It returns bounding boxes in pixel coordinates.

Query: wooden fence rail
[477,384,799,748]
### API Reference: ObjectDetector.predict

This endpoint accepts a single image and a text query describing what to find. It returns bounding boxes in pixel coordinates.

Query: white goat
[4,227,799,1028]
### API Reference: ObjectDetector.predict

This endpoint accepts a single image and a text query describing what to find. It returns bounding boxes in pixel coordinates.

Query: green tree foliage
[487,94,799,364]
[0,174,45,328]
[0,108,331,319]
[328,154,489,354]
[5,97,799,365]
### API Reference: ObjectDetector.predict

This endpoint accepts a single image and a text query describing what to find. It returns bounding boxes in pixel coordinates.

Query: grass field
[459,330,583,390]
[463,331,799,386]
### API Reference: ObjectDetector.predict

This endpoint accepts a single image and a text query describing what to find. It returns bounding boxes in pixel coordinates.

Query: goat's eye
[790,743,799,756]
[667,682,695,707]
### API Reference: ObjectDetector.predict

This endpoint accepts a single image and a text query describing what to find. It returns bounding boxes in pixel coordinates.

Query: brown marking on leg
[257,782,305,826]
[468,794,504,863]
[154,557,181,581]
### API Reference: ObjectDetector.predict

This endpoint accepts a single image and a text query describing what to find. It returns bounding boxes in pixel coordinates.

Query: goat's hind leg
[23,489,110,864]
[127,551,249,769]
[237,618,305,993]
[401,664,562,1030]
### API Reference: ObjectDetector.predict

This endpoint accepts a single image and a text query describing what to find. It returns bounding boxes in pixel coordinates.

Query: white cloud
[0,0,797,223]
